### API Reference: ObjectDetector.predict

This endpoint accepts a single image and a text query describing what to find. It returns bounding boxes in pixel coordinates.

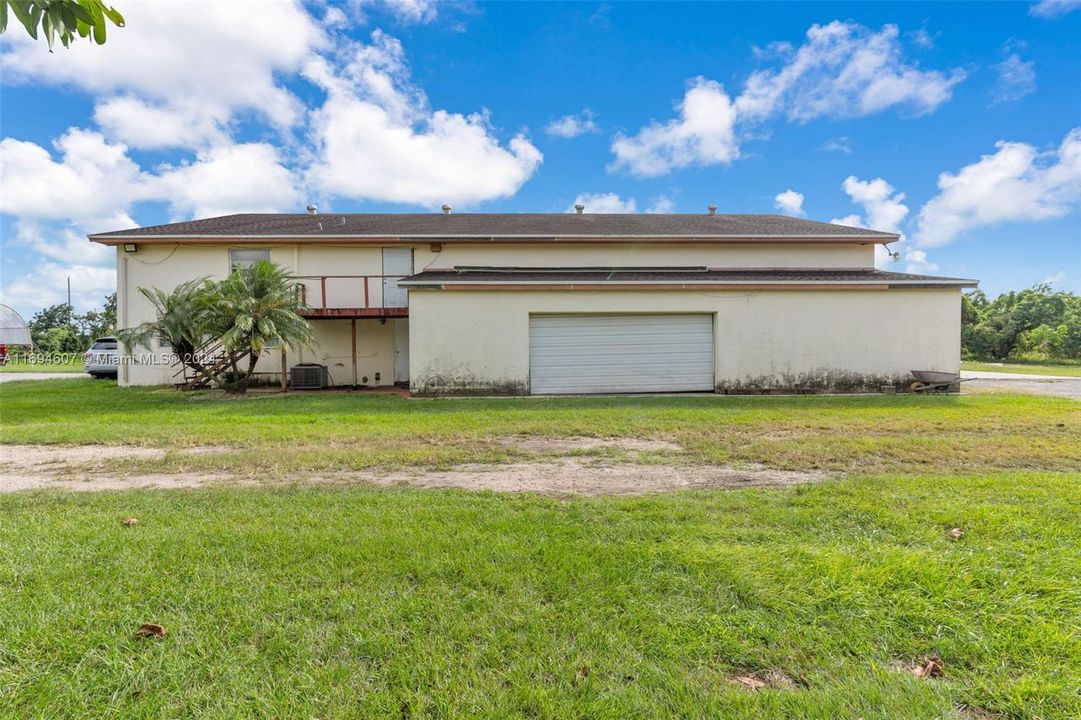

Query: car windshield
[92,340,118,350]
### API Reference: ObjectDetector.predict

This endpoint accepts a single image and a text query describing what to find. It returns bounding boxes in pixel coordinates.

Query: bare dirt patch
[330,457,825,496]
[0,443,825,495]
[1,444,167,465]
[0,445,233,492]
[0,444,230,467]
[728,669,803,691]
[495,436,683,454]
[954,706,1001,720]
[0,472,238,492]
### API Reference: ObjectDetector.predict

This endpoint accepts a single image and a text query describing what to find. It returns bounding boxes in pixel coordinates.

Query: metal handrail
[294,274,409,311]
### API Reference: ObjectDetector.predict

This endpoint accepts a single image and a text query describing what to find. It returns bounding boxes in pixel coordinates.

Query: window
[229,248,270,273]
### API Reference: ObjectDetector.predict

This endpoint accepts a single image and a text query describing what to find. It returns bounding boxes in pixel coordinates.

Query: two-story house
[89,209,976,394]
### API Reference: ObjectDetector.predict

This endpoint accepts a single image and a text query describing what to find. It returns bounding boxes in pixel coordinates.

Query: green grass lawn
[1,380,1079,717]
[2,476,1079,719]
[962,361,1081,377]
[0,355,84,373]
[2,380,1079,476]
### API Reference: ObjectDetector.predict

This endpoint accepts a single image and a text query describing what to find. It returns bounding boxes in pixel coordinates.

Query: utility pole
[67,277,72,310]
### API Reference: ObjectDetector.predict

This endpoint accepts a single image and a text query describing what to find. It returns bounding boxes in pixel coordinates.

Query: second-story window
[229,248,271,273]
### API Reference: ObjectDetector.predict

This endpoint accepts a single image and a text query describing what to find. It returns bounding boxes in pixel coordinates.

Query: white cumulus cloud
[992,53,1036,104]
[545,110,599,138]
[566,193,638,213]
[1030,0,1081,17]
[647,196,676,213]
[736,22,965,122]
[774,190,806,217]
[0,129,144,230]
[838,176,909,234]
[152,144,299,219]
[0,0,326,149]
[0,260,117,315]
[915,127,1081,248]
[93,97,229,151]
[565,193,676,213]
[304,31,542,206]
[611,21,964,177]
[0,129,298,225]
[820,136,853,154]
[830,176,925,270]
[353,0,440,24]
[610,77,739,177]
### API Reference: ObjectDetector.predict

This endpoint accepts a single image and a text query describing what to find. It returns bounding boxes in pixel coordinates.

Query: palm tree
[118,278,220,384]
[211,260,314,393]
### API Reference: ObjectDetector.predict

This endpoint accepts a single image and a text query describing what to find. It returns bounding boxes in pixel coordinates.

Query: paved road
[960,370,1080,400]
[0,372,91,383]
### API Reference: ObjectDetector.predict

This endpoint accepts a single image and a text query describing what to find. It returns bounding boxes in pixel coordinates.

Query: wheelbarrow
[909,370,971,393]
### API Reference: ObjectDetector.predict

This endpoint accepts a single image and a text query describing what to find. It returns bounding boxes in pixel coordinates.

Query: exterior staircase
[173,341,248,390]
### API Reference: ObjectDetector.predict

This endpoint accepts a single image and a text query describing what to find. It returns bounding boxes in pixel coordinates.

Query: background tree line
[962,284,1081,363]
[28,293,116,353]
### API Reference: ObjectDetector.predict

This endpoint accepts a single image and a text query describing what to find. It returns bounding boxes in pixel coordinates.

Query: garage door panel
[529,314,714,394]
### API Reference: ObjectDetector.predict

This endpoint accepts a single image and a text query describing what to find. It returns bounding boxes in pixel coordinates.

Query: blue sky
[1,0,1079,318]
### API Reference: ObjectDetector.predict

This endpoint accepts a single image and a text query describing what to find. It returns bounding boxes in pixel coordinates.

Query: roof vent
[707,204,717,215]
[441,204,452,215]
[574,203,585,214]
[306,204,318,215]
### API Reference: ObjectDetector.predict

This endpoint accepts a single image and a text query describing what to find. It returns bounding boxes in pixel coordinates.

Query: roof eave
[399,279,978,289]
[89,232,898,245]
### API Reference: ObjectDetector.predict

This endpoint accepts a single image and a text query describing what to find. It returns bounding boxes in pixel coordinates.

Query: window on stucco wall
[229,248,271,273]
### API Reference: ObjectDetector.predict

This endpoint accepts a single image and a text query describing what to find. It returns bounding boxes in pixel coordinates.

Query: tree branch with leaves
[1,0,124,51]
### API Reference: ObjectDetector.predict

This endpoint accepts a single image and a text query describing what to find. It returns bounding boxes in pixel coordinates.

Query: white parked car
[84,336,119,379]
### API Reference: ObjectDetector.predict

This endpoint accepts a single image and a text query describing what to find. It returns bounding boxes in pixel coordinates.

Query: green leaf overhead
[0,0,124,49]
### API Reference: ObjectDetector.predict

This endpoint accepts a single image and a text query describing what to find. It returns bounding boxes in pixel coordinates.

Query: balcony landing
[299,307,408,319]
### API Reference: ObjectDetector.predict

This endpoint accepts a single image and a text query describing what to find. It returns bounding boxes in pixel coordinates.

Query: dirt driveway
[0,372,90,383]
[0,440,826,495]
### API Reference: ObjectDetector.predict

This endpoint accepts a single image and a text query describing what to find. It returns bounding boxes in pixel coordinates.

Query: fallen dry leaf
[120,518,138,527]
[912,656,944,679]
[946,527,963,540]
[134,623,166,638]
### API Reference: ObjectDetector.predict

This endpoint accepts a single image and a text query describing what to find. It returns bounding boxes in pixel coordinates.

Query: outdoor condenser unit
[290,363,329,390]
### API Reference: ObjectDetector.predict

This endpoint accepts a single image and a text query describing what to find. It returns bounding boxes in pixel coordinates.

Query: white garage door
[529,314,715,395]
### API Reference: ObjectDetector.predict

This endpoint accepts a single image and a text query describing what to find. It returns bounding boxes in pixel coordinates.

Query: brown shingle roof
[89,213,897,242]
[399,268,978,288]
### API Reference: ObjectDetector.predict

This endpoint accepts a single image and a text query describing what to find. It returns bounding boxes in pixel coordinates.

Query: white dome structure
[0,304,32,345]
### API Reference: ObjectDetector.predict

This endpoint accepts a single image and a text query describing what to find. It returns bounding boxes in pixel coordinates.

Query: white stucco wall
[407,289,961,394]
[113,240,889,388]
[116,244,401,386]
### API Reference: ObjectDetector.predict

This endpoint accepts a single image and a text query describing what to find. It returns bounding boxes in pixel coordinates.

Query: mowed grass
[1,475,1079,719]
[0,356,84,373]
[962,361,1081,377]
[2,381,1079,717]
[1,379,1079,476]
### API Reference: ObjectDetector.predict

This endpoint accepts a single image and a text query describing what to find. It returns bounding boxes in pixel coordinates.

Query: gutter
[88,233,899,245]
[399,279,979,290]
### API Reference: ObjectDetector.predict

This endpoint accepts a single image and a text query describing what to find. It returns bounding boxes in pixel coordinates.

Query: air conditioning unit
[290,363,329,390]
